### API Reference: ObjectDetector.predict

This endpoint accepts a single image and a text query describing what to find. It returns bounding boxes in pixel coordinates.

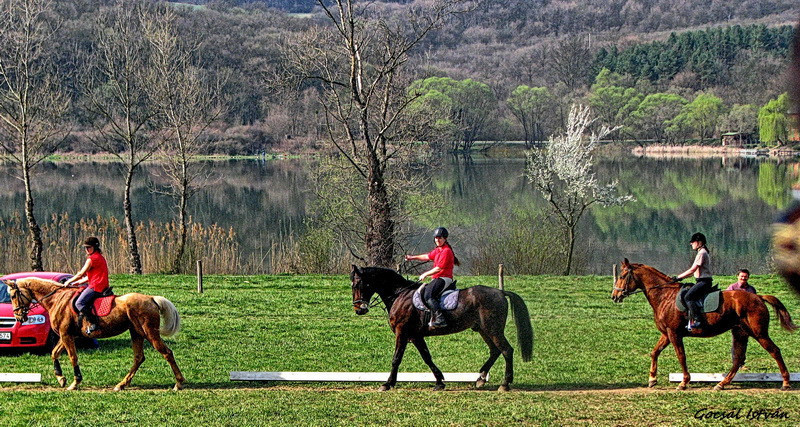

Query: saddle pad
[675,289,721,313]
[412,288,459,312]
[71,291,115,317]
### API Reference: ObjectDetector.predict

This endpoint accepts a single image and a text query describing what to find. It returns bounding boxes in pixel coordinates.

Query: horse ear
[622,258,630,267]
[351,264,362,276]
[6,279,15,288]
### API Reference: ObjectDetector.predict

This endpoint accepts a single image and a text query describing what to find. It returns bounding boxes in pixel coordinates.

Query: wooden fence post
[498,264,504,290]
[197,260,204,293]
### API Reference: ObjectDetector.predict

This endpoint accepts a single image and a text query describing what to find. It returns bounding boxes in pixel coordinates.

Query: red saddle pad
[70,291,115,317]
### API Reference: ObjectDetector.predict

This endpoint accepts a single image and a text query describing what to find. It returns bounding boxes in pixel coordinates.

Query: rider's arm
[676,252,704,280]
[419,266,441,281]
[63,258,92,286]
[404,253,431,262]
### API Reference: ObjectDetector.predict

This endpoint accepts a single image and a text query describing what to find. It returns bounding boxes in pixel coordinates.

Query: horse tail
[760,295,799,332]
[503,291,533,362]
[153,296,181,337]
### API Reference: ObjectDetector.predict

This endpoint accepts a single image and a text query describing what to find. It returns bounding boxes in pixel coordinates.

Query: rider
[404,227,460,328]
[62,237,109,335]
[672,232,712,331]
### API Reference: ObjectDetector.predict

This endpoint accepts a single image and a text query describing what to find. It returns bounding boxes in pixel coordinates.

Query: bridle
[351,280,382,311]
[613,268,643,298]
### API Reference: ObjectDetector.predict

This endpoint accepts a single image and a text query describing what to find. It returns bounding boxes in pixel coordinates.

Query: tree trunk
[22,166,44,271]
[563,224,576,276]
[124,167,143,274]
[171,158,189,274]
[366,162,394,267]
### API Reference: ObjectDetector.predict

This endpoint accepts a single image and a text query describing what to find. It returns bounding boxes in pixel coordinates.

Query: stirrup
[85,323,97,335]
[429,312,448,328]
[686,320,701,331]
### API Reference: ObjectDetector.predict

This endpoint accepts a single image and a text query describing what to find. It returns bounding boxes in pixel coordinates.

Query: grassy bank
[3,273,800,425]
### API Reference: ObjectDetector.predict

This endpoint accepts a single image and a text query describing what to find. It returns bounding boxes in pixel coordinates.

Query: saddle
[412,282,459,312]
[675,285,721,313]
[70,287,116,317]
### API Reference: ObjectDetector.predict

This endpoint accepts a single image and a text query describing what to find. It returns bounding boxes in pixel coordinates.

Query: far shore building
[720,132,753,147]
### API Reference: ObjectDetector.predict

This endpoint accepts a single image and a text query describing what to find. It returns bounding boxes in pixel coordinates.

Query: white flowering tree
[526,104,634,275]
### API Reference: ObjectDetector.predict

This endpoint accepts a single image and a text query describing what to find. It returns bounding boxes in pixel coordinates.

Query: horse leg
[714,329,748,391]
[476,330,502,388]
[411,338,445,390]
[60,336,82,390]
[144,329,186,391]
[753,336,791,390]
[489,333,514,392]
[114,331,145,391]
[51,340,67,387]
[380,334,408,391]
[648,333,670,387]
[668,332,690,390]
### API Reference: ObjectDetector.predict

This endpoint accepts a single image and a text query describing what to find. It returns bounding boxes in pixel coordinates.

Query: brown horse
[611,259,796,390]
[350,265,533,391]
[6,277,185,391]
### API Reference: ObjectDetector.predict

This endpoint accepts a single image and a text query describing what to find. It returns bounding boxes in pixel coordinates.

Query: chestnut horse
[350,265,533,391]
[6,277,185,391]
[611,259,796,391]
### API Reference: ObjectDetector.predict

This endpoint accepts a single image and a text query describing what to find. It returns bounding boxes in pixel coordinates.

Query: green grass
[3,274,800,425]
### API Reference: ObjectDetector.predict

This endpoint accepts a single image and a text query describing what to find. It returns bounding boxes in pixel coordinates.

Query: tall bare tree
[282,0,472,267]
[143,5,225,274]
[0,0,69,271]
[81,1,162,274]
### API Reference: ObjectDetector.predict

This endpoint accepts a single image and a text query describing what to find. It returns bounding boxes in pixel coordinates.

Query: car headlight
[21,315,46,325]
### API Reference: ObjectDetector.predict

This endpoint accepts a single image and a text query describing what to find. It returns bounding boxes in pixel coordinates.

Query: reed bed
[0,213,239,274]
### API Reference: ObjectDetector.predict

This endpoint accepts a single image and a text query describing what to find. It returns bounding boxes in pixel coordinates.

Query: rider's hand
[418,275,426,282]
[670,276,680,282]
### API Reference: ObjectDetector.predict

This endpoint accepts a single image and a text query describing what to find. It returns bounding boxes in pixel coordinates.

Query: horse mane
[361,267,419,290]
[18,277,64,288]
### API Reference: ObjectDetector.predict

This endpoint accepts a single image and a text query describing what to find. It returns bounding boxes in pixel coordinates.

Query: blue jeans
[75,287,102,313]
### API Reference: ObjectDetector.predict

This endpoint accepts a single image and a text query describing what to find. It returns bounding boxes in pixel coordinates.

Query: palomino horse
[6,277,185,391]
[350,265,533,391]
[611,259,796,390]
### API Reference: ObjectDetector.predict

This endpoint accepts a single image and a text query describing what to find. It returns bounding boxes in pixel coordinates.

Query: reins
[614,267,683,298]
[9,281,80,317]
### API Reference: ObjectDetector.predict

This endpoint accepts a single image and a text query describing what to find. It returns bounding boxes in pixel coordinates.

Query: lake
[0,154,795,276]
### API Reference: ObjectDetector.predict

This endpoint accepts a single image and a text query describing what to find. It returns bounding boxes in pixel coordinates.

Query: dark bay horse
[611,259,796,390]
[6,277,185,391]
[350,265,533,391]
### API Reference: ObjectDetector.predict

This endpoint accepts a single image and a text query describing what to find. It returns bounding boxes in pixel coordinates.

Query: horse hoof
[781,385,791,391]
[713,384,723,391]
[172,383,183,391]
[66,382,79,391]
[475,379,486,388]
[433,383,445,391]
[648,380,657,388]
[57,376,66,388]
[675,384,687,391]
[497,385,510,392]
[378,384,391,391]
[113,386,123,392]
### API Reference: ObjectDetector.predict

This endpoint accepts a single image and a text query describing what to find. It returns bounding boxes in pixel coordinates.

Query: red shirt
[427,245,455,279]
[87,251,109,292]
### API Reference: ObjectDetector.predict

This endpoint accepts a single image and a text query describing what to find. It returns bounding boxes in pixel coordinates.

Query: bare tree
[0,0,69,271]
[143,5,225,274]
[282,0,472,267]
[549,34,594,91]
[526,104,633,275]
[81,1,162,274]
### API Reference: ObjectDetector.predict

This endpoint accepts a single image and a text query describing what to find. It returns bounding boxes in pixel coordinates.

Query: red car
[0,272,73,351]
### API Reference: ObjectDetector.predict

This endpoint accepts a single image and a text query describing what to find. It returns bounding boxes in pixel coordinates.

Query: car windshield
[0,280,9,303]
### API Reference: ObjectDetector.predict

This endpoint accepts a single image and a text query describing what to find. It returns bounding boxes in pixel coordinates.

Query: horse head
[611,258,644,303]
[5,279,33,323]
[350,265,375,315]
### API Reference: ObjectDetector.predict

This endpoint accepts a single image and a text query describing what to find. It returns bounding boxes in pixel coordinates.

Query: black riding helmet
[689,232,706,245]
[433,227,449,238]
[84,236,101,251]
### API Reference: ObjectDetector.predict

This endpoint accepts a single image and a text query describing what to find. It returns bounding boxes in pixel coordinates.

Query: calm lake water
[0,154,795,276]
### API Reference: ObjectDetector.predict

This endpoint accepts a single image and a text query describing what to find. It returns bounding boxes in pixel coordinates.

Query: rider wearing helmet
[404,227,460,328]
[63,237,109,335]
[672,232,712,331]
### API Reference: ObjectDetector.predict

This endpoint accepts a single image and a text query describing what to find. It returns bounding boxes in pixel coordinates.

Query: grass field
[3,273,800,425]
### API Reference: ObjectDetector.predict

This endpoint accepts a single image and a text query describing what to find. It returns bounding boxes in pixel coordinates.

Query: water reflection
[0,155,794,275]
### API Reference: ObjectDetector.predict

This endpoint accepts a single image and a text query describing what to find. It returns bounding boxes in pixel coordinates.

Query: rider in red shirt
[63,237,109,335]
[405,227,459,328]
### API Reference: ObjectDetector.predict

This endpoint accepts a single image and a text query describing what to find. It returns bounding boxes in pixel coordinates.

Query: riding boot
[425,296,448,328]
[81,308,98,335]
[686,302,701,330]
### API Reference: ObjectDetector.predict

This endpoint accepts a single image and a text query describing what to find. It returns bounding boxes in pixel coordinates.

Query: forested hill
[191,0,798,33]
